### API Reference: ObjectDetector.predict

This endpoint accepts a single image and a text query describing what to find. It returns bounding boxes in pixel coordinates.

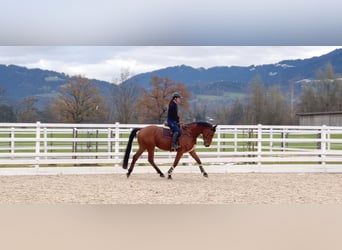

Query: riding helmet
[172,92,182,99]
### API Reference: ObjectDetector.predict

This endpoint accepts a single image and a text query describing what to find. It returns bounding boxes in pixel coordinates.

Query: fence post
[35,121,41,168]
[72,128,78,159]
[257,124,262,168]
[95,129,99,159]
[320,125,327,170]
[114,122,120,167]
[10,127,15,159]
[108,128,112,159]
[43,127,48,159]
[234,128,238,152]
[269,127,273,152]
[281,130,288,152]
[326,127,331,151]
[217,126,221,158]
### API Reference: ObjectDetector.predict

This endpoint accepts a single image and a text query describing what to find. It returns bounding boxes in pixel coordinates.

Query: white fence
[1,122,342,174]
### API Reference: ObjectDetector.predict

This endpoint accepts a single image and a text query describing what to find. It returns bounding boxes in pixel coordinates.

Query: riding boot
[171,132,180,151]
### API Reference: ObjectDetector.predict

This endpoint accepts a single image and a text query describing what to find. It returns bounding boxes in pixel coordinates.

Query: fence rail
[1,122,342,173]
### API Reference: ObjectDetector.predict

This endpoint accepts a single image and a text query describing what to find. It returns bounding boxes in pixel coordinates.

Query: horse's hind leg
[189,150,208,177]
[127,147,145,178]
[147,148,165,178]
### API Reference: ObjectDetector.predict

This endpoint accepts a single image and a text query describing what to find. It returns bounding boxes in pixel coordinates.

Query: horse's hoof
[126,173,130,178]
[160,173,165,178]
[168,175,172,180]
[203,173,208,178]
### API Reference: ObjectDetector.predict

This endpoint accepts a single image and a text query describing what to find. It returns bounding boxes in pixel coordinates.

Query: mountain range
[129,48,342,103]
[0,64,114,106]
[1,48,342,106]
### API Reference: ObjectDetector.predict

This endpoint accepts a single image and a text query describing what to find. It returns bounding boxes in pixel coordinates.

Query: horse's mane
[186,121,213,128]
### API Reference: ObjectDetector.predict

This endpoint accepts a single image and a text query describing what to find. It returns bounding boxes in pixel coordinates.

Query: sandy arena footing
[0,172,342,204]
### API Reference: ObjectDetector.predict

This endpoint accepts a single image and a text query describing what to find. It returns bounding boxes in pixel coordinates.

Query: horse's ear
[213,124,217,131]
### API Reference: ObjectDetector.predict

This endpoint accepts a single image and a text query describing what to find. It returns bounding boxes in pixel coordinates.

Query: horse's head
[202,124,217,147]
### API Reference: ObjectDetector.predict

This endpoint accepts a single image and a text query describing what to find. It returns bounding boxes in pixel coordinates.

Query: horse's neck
[188,125,202,137]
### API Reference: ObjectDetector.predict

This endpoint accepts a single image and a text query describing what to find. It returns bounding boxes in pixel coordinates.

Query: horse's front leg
[167,151,183,179]
[189,150,208,177]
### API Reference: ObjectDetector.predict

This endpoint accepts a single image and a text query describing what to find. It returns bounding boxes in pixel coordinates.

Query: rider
[167,92,182,151]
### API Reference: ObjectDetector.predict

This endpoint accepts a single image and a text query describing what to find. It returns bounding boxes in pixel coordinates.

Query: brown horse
[122,122,217,179]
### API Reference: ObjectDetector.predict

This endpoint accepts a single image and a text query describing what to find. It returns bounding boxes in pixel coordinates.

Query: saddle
[161,123,187,138]
[162,125,172,138]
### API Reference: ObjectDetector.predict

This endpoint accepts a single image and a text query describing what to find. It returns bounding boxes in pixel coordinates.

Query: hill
[1,48,342,107]
[129,48,342,103]
[0,64,115,105]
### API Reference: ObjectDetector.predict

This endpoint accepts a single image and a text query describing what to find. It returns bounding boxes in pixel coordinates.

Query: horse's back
[138,125,161,135]
[137,125,170,150]
[137,125,162,141]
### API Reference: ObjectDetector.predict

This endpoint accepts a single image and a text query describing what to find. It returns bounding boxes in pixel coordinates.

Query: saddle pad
[162,127,172,138]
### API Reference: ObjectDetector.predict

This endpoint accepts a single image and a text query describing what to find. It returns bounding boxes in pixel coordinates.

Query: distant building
[297,111,342,126]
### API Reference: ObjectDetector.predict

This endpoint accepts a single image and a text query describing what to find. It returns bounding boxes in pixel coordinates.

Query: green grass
[1,130,342,157]
[0,130,122,154]
[196,92,247,102]
[213,132,342,152]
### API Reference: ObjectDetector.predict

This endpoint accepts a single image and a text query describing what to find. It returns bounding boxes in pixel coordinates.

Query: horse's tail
[122,128,140,169]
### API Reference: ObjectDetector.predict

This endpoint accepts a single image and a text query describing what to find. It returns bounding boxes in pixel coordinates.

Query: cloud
[0,46,341,82]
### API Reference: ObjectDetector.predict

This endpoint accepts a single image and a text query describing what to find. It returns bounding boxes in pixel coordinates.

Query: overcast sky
[2,0,342,46]
[1,1,342,82]
[0,46,341,82]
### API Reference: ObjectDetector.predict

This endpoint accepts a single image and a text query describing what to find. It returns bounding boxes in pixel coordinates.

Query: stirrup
[171,144,180,151]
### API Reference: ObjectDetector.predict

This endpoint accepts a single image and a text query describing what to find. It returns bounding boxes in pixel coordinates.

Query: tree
[51,76,108,123]
[0,87,5,104]
[0,104,16,122]
[228,101,245,124]
[298,63,342,112]
[245,75,267,124]
[110,69,139,123]
[191,100,208,122]
[245,76,291,125]
[136,76,191,123]
[298,83,318,113]
[0,87,16,122]
[264,85,291,124]
[316,63,342,111]
[15,96,41,122]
